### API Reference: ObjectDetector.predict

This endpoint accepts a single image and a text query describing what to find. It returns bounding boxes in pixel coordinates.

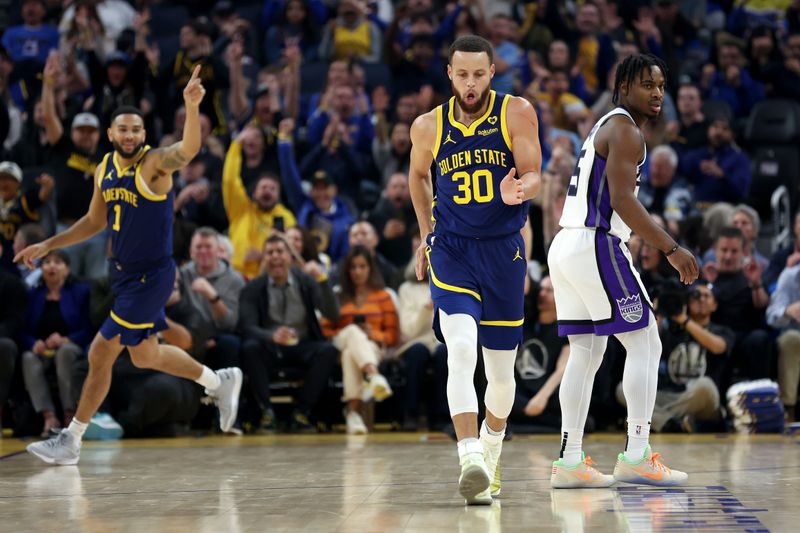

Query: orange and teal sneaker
[613,446,688,486]
[551,453,615,489]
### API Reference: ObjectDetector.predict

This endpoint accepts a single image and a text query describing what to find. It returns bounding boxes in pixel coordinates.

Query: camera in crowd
[654,278,689,319]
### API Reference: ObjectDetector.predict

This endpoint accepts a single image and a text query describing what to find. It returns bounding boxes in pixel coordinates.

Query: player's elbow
[609,191,629,211]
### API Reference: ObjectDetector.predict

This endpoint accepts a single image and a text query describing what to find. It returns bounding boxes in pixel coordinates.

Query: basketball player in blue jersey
[548,54,699,488]
[409,35,541,505]
[16,66,243,465]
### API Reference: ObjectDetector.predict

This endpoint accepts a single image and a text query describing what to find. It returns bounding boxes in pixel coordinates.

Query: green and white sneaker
[613,446,688,486]
[551,453,615,489]
[479,426,503,497]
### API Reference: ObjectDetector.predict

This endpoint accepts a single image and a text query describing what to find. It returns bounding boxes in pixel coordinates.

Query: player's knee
[446,335,474,361]
[485,377,516,418]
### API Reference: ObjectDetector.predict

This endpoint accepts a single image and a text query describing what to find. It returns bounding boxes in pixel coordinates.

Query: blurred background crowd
[2,0,800,439]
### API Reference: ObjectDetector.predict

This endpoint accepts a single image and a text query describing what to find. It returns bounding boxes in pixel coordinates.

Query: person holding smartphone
[321,246,399,434]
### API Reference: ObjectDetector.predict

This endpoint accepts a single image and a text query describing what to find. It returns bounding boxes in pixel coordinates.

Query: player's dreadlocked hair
[611,54,668,106]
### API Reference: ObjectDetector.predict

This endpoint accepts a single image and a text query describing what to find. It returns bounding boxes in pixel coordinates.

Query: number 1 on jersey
[112,204,121,231]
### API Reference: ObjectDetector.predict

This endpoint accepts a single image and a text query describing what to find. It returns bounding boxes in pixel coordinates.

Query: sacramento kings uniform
[549,107,652,336]
[96,146,176,345]
[427,90,527,350]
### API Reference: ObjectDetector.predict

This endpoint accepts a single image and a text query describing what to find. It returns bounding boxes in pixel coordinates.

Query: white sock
[624,418,651,462]
[480,420,505,444]
[67,418,88,440]
[196,366,221,391]
[457,437,483,460]
[560,428,583,465]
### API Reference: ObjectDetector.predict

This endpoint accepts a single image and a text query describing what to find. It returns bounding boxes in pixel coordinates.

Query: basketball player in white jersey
[548,54,698,487]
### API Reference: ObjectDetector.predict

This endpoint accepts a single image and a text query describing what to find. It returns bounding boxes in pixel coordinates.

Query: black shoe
[257,408,277,434]
[402,417,419,432]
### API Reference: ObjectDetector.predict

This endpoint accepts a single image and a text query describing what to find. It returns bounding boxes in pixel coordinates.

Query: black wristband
[664,244,679,257]
[681,317,690,328]
[210,294,222,304]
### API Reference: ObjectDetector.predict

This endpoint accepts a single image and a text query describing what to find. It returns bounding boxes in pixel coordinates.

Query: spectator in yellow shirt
[536,68,591,133]
[223,127,297,279]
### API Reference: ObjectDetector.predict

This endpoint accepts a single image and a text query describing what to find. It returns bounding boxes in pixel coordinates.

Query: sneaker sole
[613,473,688,487]
[551,476,616,489]
[372,385,393,402]
[27,444,79,466]
[84,423,123,441]
[220,370,243,433]
[460,464,491,505]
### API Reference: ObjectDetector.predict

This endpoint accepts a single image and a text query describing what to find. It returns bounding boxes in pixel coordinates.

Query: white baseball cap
[0,161,22,182]
[71,112,100,130]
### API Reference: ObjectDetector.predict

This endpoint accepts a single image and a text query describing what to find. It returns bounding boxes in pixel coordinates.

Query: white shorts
[548,228,652,336]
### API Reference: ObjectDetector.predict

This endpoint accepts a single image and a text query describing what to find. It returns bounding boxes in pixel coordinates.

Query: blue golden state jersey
[98,146,173,267]
[431,90,526,238]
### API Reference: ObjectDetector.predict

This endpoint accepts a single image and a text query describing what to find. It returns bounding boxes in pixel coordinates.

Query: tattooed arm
[140,65,206,195]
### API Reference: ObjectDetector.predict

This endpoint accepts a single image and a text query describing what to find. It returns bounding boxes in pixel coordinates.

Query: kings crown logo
[616,294,643,324]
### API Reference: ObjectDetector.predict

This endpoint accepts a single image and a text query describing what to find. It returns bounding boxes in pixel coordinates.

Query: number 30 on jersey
[452,169,494,205]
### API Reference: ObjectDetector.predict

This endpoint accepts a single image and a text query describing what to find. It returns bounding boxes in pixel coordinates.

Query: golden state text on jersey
[431,91,526,238]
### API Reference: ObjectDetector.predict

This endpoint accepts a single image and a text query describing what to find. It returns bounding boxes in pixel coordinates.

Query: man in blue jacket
[679,115,751,207]
[278,118,355,262]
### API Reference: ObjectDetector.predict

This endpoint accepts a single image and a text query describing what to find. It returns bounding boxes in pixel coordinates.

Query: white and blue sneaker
[84,413,124,441]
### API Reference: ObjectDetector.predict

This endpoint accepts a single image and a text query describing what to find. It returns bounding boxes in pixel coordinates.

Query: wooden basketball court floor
[1,432,797,532]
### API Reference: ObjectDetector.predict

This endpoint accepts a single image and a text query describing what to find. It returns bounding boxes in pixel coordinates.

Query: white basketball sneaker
[27,429,81,465]
[206,368,243,433]
[459,452,492,505]
[479,428,503,497]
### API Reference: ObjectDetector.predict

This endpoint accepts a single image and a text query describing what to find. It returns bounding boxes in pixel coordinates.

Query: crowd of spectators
[2,0,800,438]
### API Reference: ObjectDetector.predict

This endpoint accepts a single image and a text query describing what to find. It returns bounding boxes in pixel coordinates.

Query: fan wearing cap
[41,53,105,278]
[277,118,355,262]
[678,114,751,206]
[85,50,146,133]
[0,161,54,275]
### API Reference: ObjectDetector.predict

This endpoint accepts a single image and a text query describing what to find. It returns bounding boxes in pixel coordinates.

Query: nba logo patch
[617,294,643,323]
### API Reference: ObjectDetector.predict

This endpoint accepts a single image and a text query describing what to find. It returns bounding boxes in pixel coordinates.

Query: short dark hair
[258,172,281,186]
[111,105,144,123]
[448,35,494,65]
[612,53,668,106]
[17,223,46,246]
[264,233,290,252]
[716,226,745,246]
[42,248,70,267]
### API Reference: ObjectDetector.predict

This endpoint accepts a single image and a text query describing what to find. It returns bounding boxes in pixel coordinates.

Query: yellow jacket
[223,140,296,278]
